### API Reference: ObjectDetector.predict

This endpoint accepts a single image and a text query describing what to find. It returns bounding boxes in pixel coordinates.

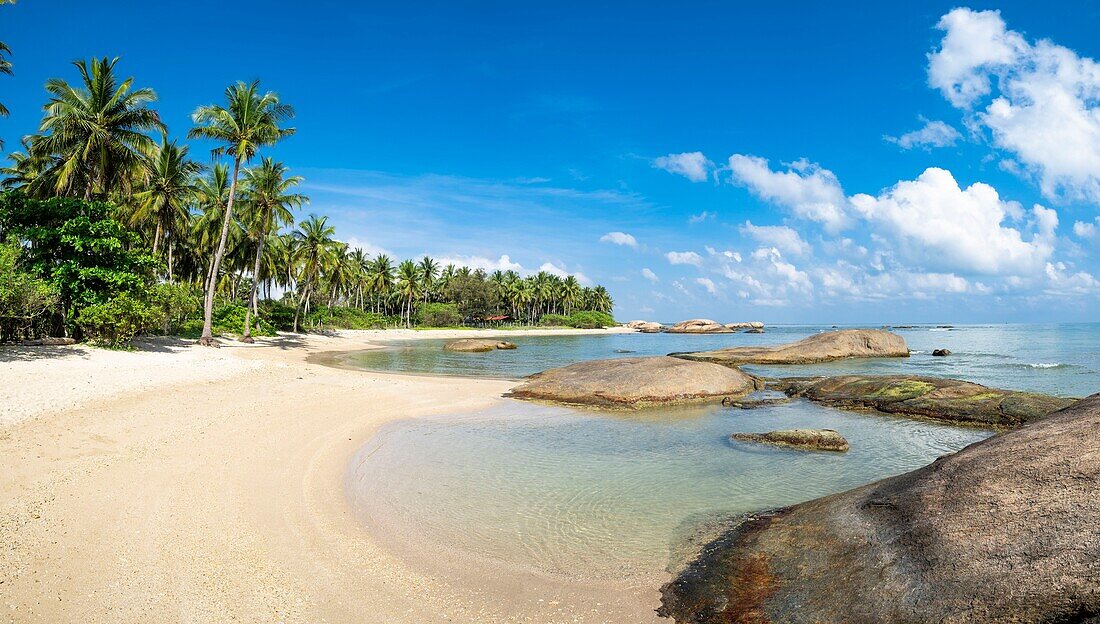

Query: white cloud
[665,251,704,267]
[885,119,962,150]
[739,221,811,257]
[599,231,638,248]
[641,268,659,282]
[930,7,1100,202]
[1074,218,1100,238]
[341,237,390,258]
[695,277,717,294]
[539,261,593,286]
[688,210,716,224]
[653,152,714,182]
[1044,261,1100,296]
[436,254,525,273]
[727,155,851,232]
[849,168,1055,275]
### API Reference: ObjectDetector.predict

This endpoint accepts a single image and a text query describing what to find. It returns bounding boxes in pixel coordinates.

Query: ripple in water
[347,399,990,585]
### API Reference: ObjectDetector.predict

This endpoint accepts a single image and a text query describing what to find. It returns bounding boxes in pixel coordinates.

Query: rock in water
[729,429,849,452]
[932,348,951,356]
[660,393,1100,624]
[771,375,1074,428]
[506,356,757,408]
[672,329,909,365]
[442,339,517,353]
[666,319,734,334]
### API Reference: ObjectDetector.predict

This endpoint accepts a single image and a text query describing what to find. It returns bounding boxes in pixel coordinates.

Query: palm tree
[34,57,164,198]
[418,256,439,302]
[291,215,336,332]
[396,260,421,328]
[131,136,203,263]
[237,158,305,342]
[0,41,12,148]
[560,275,582,314]
[368,255,395,313]
[189,81,294,346]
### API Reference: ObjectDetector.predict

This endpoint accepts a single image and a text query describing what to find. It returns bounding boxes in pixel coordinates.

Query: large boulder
[666,319,734,334]
[442,339,517,353]
[729,429,849,452]
[671,329,909,365]
[627,320,664,333]
[659,393,1100,624]
[772,375,1075,428]
[506,356,758,408]
[724,322,765,331]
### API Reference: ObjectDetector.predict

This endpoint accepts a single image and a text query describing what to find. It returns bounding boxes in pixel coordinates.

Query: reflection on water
[348,398,990,584]
[340,324,1100,397]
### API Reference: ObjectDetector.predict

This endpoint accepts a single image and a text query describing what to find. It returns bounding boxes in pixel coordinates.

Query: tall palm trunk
[198,156,242,347]
[240,214,269,343]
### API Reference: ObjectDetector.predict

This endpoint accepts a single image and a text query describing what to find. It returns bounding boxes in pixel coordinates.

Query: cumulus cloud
[727,155,851,232]
[599,231,638,248]
[435,253,525,273]
[653,152,714,182]
[342,237,390,258]
[666,251,704,267]
[539,261,593,286]
[1074,217,1099,238]
[739,221,811,257]
[641,268,659,282]
[885,119,962,150]
[849,168,1055,275]
[695,277,718,294]
[930,7,1100,201]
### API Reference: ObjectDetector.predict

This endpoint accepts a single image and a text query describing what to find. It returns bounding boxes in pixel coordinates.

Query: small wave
[1019,362,1068,369]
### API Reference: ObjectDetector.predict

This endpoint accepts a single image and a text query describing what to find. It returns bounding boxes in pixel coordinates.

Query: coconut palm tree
[188,81,294,346]
[417,256,439,303]
[368,255,395,313]
[131,136,203,262]
[237,158,305,342]
[0,41,12,148]
[396,260,421,328]
[33,57,164,199]
[560,275,582,314]
[291,215,336,332]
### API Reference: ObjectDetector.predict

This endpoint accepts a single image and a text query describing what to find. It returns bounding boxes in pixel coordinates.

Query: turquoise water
[343,323,1097,591]
[348,399,990,584]
[342,324,1100,397]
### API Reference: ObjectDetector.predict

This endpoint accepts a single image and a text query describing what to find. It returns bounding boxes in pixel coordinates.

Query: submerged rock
[771,374,1075,428]
[932,348,951,356]
[660,393,1100,624]
[730,429,849,452]
[666,319,734,334]
[442,339,517,353]
[672,329,909,366]
[506,356,757,408]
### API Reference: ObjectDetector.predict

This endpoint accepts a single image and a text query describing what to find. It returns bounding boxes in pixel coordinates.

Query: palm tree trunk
[198,156,242,347]
[240,221,268,343]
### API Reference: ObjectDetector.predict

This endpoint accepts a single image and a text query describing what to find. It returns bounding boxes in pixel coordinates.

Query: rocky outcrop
[672,329,909,366]
[729,429,849,452]
[442,339,517,353]
[659,393,1100,624]
[932,348,951,356]
[724,322,765,331]
[506,356,758,408]
[771,375,1075,428]
[666,319,734,334]
[627,320,664,333]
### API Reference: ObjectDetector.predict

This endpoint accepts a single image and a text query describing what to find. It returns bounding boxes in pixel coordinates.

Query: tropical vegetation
[0,55,614,346]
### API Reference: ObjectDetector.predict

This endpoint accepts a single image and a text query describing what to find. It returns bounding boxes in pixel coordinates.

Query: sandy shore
[0,327,659,623]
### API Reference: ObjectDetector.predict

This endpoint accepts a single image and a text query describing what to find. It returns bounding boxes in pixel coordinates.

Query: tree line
[0,49,614,345]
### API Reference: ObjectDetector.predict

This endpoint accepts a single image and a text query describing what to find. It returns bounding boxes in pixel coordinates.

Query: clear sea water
[343,324,1098,595]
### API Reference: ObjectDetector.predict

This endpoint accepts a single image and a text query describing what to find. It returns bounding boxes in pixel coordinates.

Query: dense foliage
[0,53,615,345]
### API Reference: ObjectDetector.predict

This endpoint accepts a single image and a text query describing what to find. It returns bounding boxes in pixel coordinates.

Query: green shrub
[417,302,462,327]
[147,282,201,334]
[566,310,616,329]
[76,292,165,347]
[259,300,297,331]
[212,304,276,337]
[305,306,395,330]
[538,313,570,326]
[0,240,59,342]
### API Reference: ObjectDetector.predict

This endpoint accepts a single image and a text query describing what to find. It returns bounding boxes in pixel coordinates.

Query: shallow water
[341,323,1100,397]
[348,398,990,585]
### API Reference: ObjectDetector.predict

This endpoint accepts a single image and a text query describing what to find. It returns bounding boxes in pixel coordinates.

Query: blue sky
[3,1,1100,322]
